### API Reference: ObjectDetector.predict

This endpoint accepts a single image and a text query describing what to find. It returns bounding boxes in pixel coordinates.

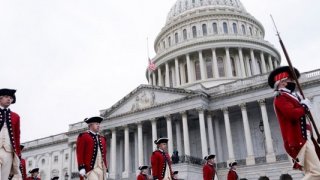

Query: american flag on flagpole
[148,58,156,71]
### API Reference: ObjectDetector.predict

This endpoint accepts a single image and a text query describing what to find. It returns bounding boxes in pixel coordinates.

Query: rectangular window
[54,156,58,163]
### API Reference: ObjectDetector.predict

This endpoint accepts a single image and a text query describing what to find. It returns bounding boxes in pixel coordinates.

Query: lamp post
[64,172,69,180]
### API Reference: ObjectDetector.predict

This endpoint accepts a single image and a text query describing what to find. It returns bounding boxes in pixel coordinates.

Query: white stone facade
[22,0,320,180]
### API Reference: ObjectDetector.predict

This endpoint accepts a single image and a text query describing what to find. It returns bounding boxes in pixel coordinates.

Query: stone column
[68,144,72,178]
[207,111,216,155]
[245,56,252,76]
[60,150,64,178]
[258,99,276,162]
[260,52,267,73]
[225,48,232,77]
[212,48,219,78]
[238,48,246,78]
[239,103,255,165]
[186,54,193,83]
[151,118,157,150]
[214,118,223,162]
[72,144,77,172]
[198,108,208,157]
[250,49,258,75]
[175,58,180,86]
[199,51,206,80]
[137,122,144,166]
[175,119,182,155]
[268,55,274,71]
[181,111,190,156]
[165,63,170,87]
[110,128,117,178]
[122,125,130,177]
[222,108,235,161]
[48,152,52,178]
[148,71,152,85]
[158,67,163,86]
[166,115,174,155]
[152,72,156,86]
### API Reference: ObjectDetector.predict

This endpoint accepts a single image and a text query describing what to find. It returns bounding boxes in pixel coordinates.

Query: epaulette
[78,133,84,137]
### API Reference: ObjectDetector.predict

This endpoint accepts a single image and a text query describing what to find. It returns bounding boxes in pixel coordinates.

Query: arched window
[233,23,238,34]
[195,60,201,80]
[231,57,237,76]
[223,22,228,34]
[168,36,171,47]
[206,58,213,78]
[212,22,218,34]
[175,33,179,44]
[162,41,165,49]
[249,27,253,35]
[202,24,207,36]
[192,26,197,38]
[217,57,225,77]
[183,29,187,40]
[241,24,246,35]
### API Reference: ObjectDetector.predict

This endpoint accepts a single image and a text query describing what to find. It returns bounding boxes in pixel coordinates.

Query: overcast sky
[1,0,319,142]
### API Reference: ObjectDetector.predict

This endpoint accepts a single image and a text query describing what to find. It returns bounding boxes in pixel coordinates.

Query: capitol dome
[166,0,247,24]
[147,0,281,90]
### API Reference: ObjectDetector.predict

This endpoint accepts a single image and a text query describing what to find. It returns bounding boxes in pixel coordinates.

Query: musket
[271,15,320,143]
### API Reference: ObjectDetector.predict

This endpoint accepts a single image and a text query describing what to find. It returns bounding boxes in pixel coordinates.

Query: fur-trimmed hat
[205,154,215,160]
[29,168,39,174]
[51,176,59,180]
[138,165,148,170]
[229,161,237,167]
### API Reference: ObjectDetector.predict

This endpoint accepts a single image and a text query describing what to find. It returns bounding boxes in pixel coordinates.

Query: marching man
[203,154,216,180]
[76,116,107,180]
[0,89,21,179]
[26,168,40,180]
[227,161,238,180]
[137,165,149,180]
[268,66,320,179]
[151,137,173,180]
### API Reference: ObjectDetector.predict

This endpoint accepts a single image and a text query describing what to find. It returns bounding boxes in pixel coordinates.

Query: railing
[172,155,205,165]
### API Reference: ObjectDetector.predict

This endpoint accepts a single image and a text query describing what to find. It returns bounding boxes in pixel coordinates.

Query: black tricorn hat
[154,137,169,144]
[173,171,178,175]
[138,165,148,170]
[206,154,215,160]
[51,176,59,180]
[268,66,300,89]
[20,144,25,150]
[29,168,39,174]
[0,88,16,104]
[229,161,237,167]
[84,116,103,124]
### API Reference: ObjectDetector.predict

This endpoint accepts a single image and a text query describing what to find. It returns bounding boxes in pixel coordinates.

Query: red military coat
[0,110,21,156]
[203,163,215,180]
[76,131,107,179]
[21,158,27,180]
[137,173,148,180]
[274,91,320,167]
[227,170,238,180]
[151,150,173,180]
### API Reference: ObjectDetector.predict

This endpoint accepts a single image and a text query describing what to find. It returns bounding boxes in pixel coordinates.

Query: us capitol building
[23,0,320,179]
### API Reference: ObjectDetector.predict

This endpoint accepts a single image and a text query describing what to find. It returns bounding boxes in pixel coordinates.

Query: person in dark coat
[268,66,320,179]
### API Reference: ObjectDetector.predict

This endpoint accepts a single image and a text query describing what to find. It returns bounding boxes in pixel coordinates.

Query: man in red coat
[76,116,107,180]
[10,145,27,180]
[26,168,40,180]
[0,88,21,179]
[203,154,216,180]
[151,137,173,180]
[268,66,320,179]
[227,161,238,180]
[137,165,149,180]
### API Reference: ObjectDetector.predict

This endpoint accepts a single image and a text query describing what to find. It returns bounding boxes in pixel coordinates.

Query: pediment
[102,85,197,118]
